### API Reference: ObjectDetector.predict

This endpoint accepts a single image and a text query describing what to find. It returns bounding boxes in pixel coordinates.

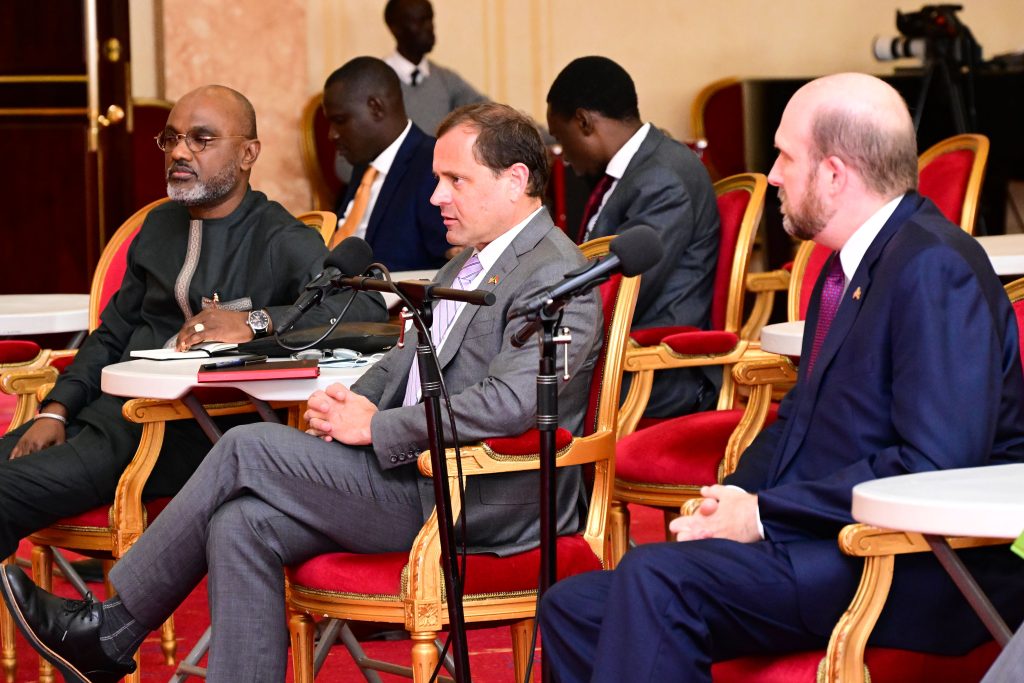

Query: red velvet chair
[917,133,989,234]
[301,93,346,211]
[285,236,641,683]
[609,173,766,562]
[691,78,745,182]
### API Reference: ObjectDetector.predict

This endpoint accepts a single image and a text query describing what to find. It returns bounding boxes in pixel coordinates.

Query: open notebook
[129,342,238,361]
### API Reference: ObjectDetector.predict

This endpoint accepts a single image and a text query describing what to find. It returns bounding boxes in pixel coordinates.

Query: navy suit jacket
[727,194,1024,651]
[337,124,449,271]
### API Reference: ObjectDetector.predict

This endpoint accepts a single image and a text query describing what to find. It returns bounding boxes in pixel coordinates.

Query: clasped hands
[668,485,761,544]
[304,383,376,446]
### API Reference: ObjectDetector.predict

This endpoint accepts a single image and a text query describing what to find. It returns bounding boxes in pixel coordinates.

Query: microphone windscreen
[325,236,375,276]
[609,225,662,276]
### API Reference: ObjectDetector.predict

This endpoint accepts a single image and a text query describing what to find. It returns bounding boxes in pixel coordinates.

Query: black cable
[270,288,359,352]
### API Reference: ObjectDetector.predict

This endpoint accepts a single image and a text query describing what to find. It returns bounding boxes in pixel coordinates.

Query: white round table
[102,357,372,401]
[0,294,89,336]
[759,320,805,357]
[852,462,1024,539]
[852,463,1024,645]
[976,234,1024,277]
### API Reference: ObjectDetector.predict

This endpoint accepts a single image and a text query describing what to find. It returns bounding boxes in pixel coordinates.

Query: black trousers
[0,393,256,558]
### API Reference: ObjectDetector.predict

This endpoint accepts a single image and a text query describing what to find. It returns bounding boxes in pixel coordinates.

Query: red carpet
[7,506,668,681]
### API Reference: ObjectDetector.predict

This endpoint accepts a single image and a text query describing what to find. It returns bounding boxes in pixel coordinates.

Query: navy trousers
[540,540,829,683]
[539,539,1018,683]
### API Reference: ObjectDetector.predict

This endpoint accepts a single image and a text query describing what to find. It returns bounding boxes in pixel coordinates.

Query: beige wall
[132,0,1024,215]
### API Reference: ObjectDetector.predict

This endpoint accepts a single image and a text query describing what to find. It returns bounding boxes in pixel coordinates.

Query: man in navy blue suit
[540,73,1024,682]
[325,56,452,270]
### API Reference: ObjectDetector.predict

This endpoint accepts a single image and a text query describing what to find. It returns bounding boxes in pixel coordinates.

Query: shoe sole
[0,568,95,683]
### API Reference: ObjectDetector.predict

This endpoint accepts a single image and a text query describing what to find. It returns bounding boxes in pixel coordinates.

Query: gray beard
[167,164,238,206]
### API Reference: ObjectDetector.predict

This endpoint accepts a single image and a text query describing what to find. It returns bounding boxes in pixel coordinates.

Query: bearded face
[779,165,834,241]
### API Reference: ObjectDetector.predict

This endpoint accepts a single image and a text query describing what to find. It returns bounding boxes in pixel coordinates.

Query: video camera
[872,4,981,66]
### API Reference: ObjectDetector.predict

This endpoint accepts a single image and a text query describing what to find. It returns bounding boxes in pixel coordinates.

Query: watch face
[248,309,270,332]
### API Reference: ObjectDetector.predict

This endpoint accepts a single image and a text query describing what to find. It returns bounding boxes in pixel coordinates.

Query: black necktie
[411,68,421,87]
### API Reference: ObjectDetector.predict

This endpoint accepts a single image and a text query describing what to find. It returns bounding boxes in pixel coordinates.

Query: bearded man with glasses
[0,85,386,567]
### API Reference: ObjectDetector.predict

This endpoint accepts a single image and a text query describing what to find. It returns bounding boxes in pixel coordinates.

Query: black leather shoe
[0,565,136,683]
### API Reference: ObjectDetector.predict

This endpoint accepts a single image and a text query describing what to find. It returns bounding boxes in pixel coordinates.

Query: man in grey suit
[547,56,720,419]
[0,103,601,683]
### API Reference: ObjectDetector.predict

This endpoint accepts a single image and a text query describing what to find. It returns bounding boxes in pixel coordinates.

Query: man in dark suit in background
[540,72,1024,682]
[546,56,721,419]
[1,103,600,683]
[326,56,452,270]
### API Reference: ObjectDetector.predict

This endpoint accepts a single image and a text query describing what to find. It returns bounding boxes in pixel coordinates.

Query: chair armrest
[0,366,60,431]
[821,524,1010,683]
[745,270,792,293]
[741,269,794,340]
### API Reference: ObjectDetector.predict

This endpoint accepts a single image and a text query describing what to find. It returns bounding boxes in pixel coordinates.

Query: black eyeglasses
[154,130,250,153]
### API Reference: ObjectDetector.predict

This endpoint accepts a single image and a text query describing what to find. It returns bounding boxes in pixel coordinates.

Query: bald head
[175,85,257,139]
[790,73,917,197]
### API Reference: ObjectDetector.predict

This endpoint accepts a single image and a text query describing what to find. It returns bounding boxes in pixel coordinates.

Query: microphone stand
[513,305,571,683]
[369,276,494,683]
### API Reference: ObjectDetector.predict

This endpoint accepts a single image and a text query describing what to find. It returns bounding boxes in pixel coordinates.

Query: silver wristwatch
[246,309,271,337]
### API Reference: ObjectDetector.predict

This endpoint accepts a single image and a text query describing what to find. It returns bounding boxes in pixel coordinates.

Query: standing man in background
[383,0,488,135]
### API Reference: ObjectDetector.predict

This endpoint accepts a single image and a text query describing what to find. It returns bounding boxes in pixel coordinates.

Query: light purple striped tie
[402,255,484,406]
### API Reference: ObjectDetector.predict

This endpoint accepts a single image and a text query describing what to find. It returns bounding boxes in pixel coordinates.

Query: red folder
[196,358,320,383]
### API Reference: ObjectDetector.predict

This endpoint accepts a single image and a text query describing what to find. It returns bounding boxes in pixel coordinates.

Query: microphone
[275,236,375,333]
[508,225,662,321]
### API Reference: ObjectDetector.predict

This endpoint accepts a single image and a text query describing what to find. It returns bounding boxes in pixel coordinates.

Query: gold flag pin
[852,287,862,300]
[487,275,500,285]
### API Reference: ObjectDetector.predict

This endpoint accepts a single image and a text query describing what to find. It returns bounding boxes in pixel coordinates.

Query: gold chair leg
[410,630,439,683]
[288,611,316,683]
[608,500,630,568]
[30,546,54,683]
[510,619,534,683]
[160,615,177,665]
[125,651,141,683]
[1,557,15,683]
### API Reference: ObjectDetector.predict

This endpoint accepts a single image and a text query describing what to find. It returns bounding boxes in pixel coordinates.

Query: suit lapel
[435,210,552,369]
[365,126,423,244]
[772,194,924,479]
[591,127,664,238]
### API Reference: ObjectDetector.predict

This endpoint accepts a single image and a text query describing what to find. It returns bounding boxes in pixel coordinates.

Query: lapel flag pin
[852,287,862,300]
[487,275,500,285]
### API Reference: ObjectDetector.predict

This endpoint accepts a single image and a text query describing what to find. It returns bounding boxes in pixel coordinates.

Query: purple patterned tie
[805,255,845,377]
[402,254,484,406]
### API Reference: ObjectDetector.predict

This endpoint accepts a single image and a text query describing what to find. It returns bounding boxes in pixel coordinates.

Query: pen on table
[212,292,220,308]
[200,355,267,370]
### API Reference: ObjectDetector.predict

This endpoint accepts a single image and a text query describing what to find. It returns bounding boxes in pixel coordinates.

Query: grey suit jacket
[352,209,602,555]
[591,125,720,417]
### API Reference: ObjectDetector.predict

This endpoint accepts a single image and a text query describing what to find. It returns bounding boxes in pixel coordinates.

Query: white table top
[977,234,1024,276]
[102,358,371,401]
[0,294,90,335]
[382,270,440,309]
[852,463,1024,539]
[760,320,805,357]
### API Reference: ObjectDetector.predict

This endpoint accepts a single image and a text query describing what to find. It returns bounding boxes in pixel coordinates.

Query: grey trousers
[108,422,426,683]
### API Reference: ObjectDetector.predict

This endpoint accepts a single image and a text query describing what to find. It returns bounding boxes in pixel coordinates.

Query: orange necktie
[331,167,379,249]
